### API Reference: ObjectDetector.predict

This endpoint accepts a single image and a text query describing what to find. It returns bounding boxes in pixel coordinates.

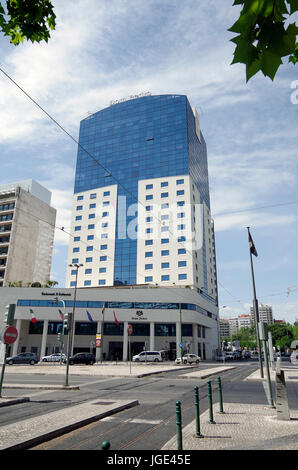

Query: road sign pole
[0,343,7,398]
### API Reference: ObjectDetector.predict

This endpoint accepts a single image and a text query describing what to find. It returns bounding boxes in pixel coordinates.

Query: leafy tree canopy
[0,0,56,45]
[229,0,298,81]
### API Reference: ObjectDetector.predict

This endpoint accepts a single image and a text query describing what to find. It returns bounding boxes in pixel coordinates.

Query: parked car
[242,350,251,359]
[64,353,95,365]
[41,353,66,362]
[233,350,242,360]
[290,350,298,365]
[216,353,226,361]
[175,354,200,365]
[225,351,235,360]
[6,352,39,365]
[132,351,163,362]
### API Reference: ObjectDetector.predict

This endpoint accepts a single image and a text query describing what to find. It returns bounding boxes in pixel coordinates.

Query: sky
[0,0,297,323]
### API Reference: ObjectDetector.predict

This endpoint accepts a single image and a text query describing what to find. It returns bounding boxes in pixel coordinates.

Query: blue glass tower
[73,94,211,288]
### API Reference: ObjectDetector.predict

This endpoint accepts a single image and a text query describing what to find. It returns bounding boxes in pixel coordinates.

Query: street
[0,361,275,450]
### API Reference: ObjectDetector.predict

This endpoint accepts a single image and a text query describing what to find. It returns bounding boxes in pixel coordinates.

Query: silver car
[175,354,200,364]
[41,353,66,362]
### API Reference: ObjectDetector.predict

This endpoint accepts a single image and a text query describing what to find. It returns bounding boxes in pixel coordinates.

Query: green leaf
[246,58,262,81]
[287,0,298,14]
[261,50,283,79]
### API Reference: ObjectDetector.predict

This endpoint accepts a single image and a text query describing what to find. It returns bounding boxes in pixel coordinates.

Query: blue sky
[0,0,297,323]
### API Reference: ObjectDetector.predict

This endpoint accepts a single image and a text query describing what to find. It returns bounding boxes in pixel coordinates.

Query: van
[132,351,163,362]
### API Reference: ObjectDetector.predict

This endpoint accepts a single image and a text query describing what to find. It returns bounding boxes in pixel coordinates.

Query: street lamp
[54,296,66,365]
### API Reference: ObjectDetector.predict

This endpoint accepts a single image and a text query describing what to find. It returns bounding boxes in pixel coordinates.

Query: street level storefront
[0,286,219,360]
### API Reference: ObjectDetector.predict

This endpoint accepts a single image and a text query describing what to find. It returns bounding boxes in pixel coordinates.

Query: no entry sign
[2,326,18,345]
[127,324,133,335]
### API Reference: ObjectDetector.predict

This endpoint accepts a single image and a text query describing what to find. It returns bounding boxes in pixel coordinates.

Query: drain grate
[92,401,116,405]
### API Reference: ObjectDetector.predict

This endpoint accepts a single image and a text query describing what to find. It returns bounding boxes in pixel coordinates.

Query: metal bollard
[207,380,216,424]
[176,400,183,450]
[217,376,224,414]
[101,440,111,450]
[194,386,203,438]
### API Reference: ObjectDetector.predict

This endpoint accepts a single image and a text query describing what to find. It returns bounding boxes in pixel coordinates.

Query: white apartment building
[0,180,56,287]
[250,305,273,324]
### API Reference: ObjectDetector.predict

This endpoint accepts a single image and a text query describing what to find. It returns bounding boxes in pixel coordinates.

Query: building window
[86,246,93,251]
[145,276,153,282]
[161,250,169,256]
[76,205,83,211]
[74,236,80,242]
[161,275,170,281]
[100,256,107,261]
[146,205,153,211]
[146,194,153,200]
[70,281,76,287]
[146,217,153,222]
[101,233,108,239]
[88,224,95,229]
[178,261,187,267]
[89,213,95,219]
[74,226,81,231]
[146,228,153,234]
[161,182,168,187]
[102,212,109,217]
[85,269,92,274]
[178,273,187,280]
[161,226,169,232]
[178,236,186,242]
[145,240,153,246]
[84,280,91,286]
[176,179,184,185]
[89,203,96,209]
[102,223,108,228]
[146,184,153,190]
[103,191,110,196]
[98,279,106,285]
[103,201,110,206]
[87,235,94,240]
[72,258,79,263]
[90,193,97,199]
[71,270,77,275]
[161,214,169,220]
[86,257,93,263]
[177,190,184,196]
[161,192,168,198]
[77,195,83,201]
[75,215,82,221]
[161,262,170,269]
[145,264,153,270]
[100,244,108,250]
[161,238,169,244]
[177,213,185,218]
[178,249,186,254]
[161,203,169,209]
[155,323,176,336]
[177,224,186,230]
[99,267,106,273]
[73,247,80,253]
[145,251,153,258]
[177,201,185,206]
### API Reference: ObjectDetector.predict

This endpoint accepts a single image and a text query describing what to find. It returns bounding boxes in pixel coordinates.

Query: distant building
[238,314,253,329]
[219,318,230,338]
[250,304,273,324]
[0,180,56,287]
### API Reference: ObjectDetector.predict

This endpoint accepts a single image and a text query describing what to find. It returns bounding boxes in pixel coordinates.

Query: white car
[290,350,298,365]
[41,353,66,362]
[175,354,200,365]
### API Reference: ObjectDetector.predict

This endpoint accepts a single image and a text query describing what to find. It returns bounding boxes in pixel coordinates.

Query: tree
[229,0,298,81]
[0,0,56,45]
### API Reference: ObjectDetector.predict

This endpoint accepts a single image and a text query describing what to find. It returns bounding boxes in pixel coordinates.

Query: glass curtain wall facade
[72,94,211,288]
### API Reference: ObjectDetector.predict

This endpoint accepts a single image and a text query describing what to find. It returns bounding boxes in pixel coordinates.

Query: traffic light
[4,304,16,326]
[63,312,72,334]
[57,332,61,342]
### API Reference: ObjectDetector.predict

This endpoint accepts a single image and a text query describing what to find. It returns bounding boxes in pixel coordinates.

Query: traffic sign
[127,324,133,335]
[96,333,102,347]
[2,326,18,345]
[179,342,183,348]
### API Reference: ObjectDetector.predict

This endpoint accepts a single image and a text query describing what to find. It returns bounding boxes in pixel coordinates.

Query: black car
[65,353,95,365]
[6,352,39,365]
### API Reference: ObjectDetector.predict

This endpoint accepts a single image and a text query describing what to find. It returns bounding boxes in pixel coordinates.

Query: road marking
[101,416,163,425]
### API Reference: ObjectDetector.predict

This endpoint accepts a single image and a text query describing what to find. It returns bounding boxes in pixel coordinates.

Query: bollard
[217,376,224,414]
[207,380,216,424]
[101,440,111,450]
[176,400,183,450]
[194,386,203,438]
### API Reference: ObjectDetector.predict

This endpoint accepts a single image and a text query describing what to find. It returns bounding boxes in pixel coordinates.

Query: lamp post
[54,297,66,365]
[68,263,83,356]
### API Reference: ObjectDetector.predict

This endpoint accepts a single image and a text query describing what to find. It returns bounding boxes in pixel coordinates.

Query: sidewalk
[162,366,298,450]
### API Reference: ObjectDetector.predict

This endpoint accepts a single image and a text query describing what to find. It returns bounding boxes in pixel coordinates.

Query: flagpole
[247,227,264,378]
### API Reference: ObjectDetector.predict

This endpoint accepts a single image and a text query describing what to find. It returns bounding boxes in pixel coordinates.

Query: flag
[58,309,64,321]
[113,311,119,326]
[30,309,37,324]
[248,230,258,257]
[86,310,95,323]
